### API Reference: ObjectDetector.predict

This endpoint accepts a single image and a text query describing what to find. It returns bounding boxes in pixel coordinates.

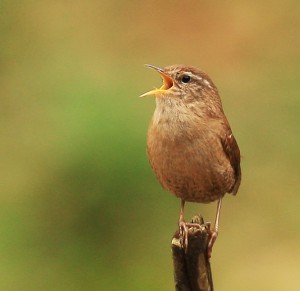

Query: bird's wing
[221,130,241,195]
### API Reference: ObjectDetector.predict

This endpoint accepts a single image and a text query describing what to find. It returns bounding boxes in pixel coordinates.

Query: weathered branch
[172,215,214,291]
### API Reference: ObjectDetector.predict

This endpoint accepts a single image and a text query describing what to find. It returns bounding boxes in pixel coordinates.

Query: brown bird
[141,64,241,257]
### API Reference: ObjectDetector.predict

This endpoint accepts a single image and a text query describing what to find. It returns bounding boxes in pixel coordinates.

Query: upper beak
[140,64,174,97]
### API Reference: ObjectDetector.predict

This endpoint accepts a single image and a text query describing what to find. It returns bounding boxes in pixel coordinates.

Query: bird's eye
[181,75,191,83]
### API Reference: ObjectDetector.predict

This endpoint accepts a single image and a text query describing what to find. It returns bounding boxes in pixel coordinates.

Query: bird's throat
[152,96,196,136]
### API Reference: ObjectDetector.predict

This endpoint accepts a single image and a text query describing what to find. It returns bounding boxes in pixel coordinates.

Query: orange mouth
[140,64,174,97]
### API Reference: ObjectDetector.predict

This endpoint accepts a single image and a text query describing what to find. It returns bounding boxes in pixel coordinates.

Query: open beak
[140,64,174,97]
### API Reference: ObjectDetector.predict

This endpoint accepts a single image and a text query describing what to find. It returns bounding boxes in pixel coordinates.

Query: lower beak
[140,64,174,97]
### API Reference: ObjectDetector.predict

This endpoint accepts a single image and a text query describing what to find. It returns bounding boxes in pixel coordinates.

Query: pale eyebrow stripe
[187,73,212,87]
[203,79,213,88]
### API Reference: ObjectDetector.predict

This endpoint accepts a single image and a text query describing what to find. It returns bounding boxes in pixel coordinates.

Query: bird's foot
[178,220,202,252]
[207,228,218,258]
[179,220,188,250]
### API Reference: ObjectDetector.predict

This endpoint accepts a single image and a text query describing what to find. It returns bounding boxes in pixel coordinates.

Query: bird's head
[141,64,219,102]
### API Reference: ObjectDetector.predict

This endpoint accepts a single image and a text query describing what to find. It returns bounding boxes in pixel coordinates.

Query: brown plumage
[141,64,241,256]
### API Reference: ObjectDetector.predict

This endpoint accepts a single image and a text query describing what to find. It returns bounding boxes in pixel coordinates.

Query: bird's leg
[207,197,222,258]
[178,199,188,249]
[178,199,202,250]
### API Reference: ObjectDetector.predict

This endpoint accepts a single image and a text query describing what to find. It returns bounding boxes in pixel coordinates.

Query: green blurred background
[1,1,299,290]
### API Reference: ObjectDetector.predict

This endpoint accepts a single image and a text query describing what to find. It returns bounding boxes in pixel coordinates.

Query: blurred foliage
[0,1,300,290]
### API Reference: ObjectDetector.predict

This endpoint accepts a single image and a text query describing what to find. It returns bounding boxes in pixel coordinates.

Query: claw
[179,220,202,251]
[179,220,188,250]
[207,229,218,258]
[178,200,203,252]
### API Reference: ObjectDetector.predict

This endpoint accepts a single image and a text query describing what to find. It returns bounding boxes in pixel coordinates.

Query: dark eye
[181,75,191,83]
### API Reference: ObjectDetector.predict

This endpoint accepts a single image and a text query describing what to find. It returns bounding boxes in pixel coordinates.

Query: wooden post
[171,215,214,291]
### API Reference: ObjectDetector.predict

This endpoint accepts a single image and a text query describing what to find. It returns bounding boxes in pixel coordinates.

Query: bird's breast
[147,107,235,203]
